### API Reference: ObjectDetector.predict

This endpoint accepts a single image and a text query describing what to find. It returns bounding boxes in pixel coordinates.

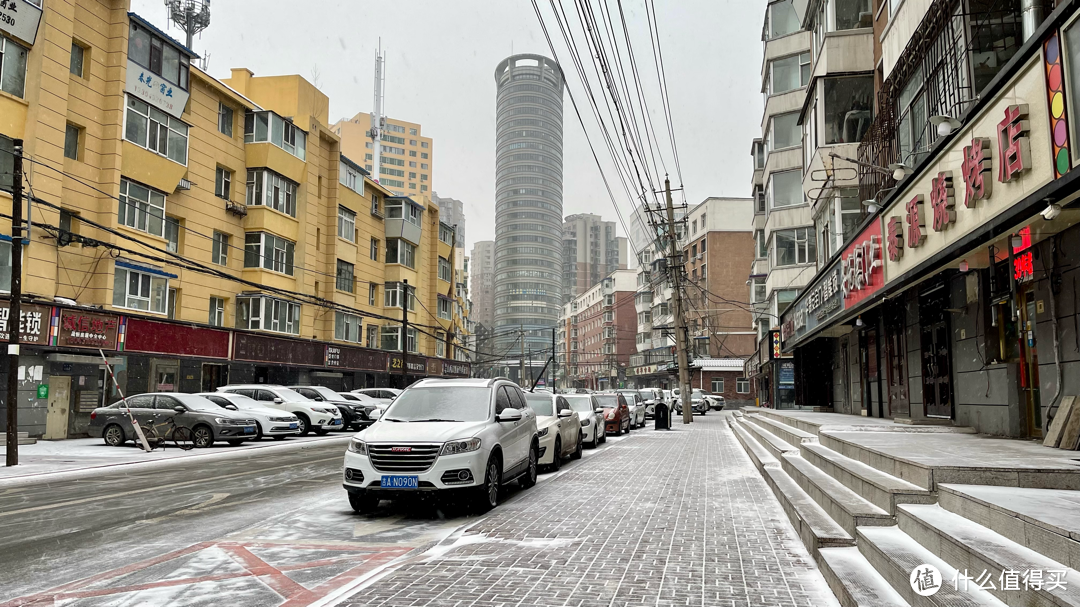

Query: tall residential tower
[493,54,565,356]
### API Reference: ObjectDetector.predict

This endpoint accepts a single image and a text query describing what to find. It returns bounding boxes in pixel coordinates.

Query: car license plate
[382,475,418,489]
[330,418,342,426]
[289,423,298,429]
[243,426,255,434]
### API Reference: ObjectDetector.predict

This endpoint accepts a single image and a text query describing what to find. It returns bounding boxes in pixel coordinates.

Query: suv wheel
[519,442,538,489]
[474,455,501,513]
[348,491,380,514]
[295,414,311,436]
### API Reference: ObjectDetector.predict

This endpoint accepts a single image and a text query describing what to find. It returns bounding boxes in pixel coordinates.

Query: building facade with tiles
[0,1,468,439]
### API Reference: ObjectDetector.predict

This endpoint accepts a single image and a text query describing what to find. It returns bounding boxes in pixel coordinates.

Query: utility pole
[551,327,556,393]
[400,279,409,389]
[5,139,23,466]
[662,176,693,424]
[519,324,525,386]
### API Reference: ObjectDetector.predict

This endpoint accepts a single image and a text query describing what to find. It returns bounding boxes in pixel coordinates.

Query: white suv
[343,378,539,513]
[217,384,343,435]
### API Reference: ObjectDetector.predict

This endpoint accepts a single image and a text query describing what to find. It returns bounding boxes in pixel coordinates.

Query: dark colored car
[88,393,260,448]
[288,385,377,431]
[593,393,631,436]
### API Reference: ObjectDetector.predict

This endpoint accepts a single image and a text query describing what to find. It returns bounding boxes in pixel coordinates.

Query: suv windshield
[383,387,491,422]
[638,390,654,400]
[524,393,555,416]
[564,395,593,413]
[593,394,618,408]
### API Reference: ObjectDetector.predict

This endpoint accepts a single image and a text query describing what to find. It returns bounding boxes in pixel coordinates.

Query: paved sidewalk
[0,434,351,483]
[341,413,840,607]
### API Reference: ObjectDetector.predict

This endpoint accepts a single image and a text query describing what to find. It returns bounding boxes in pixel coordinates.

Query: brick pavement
[342,413,841,607]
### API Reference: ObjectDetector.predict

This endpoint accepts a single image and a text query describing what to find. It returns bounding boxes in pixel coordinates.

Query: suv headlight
[580,418,590,427]
[440,437,481,455]
[537,427,550,438]
[348,439,367,455]
[314,407,337,415]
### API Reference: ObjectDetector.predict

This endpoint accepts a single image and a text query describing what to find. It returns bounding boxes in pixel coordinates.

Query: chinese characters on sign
[325,346,341,367]
[1013,226,1035,284]
[124,60,191,120]
[58,310,120,350]
[887,105,1033,263]
[0,303,49,345]
[841,236,881,299]
[0,0,43,46]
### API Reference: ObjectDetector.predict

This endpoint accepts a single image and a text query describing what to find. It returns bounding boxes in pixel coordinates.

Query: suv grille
[369,444,441,473]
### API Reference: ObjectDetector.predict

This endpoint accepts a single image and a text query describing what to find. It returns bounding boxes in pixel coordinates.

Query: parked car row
[342,380,631,514]
[88,383,396,448]
[559,387,726,415]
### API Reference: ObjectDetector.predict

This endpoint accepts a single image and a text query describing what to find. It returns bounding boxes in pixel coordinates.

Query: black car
[289,385,377,431]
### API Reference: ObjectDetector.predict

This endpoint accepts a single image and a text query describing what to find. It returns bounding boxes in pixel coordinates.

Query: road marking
[0,456,342,518]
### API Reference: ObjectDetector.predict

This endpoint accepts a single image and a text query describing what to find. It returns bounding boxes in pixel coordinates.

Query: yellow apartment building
[0,0,468,439]
[331,113,433,196]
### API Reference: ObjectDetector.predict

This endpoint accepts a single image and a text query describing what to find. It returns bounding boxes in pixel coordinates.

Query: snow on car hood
[360,420,489,443]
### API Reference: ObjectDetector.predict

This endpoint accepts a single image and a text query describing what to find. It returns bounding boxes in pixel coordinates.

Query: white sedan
[524,392,582,470]
[350,388,401,414]
[561,393,605,448]
[197,392,301,440]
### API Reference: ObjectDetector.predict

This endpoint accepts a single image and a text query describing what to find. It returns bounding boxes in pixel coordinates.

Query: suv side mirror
[224,404,238,411]
[173,405,186,414]
[558,409,572,418]
[273,397,284,404]
[595,408,604,414]
[497,408,523,423]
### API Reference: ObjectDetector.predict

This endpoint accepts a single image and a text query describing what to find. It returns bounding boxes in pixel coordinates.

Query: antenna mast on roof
[369,42,386,184]
[164,0,210,51]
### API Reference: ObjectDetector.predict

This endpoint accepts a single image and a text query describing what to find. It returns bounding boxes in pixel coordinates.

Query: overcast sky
[131,0,764,254]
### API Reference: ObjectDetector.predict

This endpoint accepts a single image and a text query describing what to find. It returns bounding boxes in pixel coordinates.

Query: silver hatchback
[88,393,260,448]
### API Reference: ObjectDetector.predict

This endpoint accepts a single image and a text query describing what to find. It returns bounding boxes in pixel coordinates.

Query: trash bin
[654,402,670,430]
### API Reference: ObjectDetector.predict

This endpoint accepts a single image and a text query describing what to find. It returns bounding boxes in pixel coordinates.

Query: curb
[0,434,353,489]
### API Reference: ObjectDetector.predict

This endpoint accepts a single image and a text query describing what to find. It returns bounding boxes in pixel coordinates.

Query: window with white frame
[211,231,229,266]
[113,265,168,313]
[337,206,356,241]
[164,217,180,253]
[125,96,188,165]
[438,257,452,282]
[128,21,190,91]
[737,377,750,394]
[385,238,416,268]
[436,332,446,357]
[752,277,767,303]
[368,283,377,306]
[774,227,816,266]
[381,326,418,352]
[765,0,800,39]
[438,297,452,320]
[822,76,875,145]
[768,111,801,151]
[334,311,362,343]
[215,167,232,201]
[767,169,803,209]
[119,178,166,237]
[246,169,297,216]
[341,160,362,193]
[235,295,300,334]
[218,103,234,137]
[244,111,307,160]
[439,224,454,244]
[208,296,225,326]
[766,52,810,96]
[370,237,379,261]
[711,378,725,393]
[383,282,416,311]
[385,200,421,226]
[371,193,382,216]
[244,232,295,275]
[776,289,799,316]
[336,259,354,293]
[366,325,378,348]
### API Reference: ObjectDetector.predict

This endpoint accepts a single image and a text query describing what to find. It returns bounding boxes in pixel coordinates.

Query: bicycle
[137,417,195,451]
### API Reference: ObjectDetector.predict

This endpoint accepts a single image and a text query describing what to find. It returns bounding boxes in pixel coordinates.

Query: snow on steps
[939,484,1080,570]
[818,546,911,607]
[730,417,854,553]
[858,525,1008,607]
[898,503,1080,607]
[781,451,894,536]
[800,441,934,514]
[736,416,800,459]
[745,412,818,449]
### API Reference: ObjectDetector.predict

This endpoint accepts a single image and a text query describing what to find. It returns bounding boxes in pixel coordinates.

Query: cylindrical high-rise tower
[493,54,565,361]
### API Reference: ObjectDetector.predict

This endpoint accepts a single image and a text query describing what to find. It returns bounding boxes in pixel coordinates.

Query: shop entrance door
[43,375,72,440]
[864,329,882,417]
[885,306,910,417]
[921,321,953,418]
[201,364,229,392]
[1019,289,1043,437]
[150,359,180,392]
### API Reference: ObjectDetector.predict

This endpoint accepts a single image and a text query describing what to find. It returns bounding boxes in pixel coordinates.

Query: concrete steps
[18,432,34,445]
[737,416,800,459]
[818,432,935,490]
[858,525,1008,607]
[745,412,818,448]
[782,452,893,536]
[818,546,911,607]
[800,441,934,514]
[938,484,1080,571]
[897,503,1080,607]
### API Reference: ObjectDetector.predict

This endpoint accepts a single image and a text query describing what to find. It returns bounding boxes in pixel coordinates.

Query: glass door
[1019,289,1042,437]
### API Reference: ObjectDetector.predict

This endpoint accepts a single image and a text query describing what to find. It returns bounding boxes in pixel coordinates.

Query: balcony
[857,0,1046,203]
